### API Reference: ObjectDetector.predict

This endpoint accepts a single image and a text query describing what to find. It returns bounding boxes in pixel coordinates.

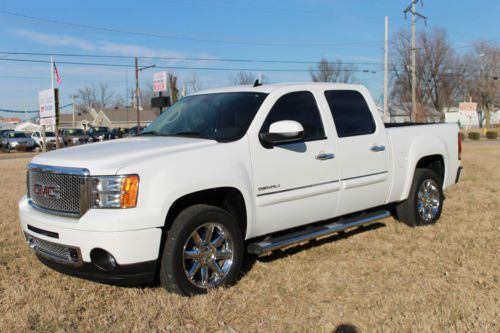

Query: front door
[249,90,341,237]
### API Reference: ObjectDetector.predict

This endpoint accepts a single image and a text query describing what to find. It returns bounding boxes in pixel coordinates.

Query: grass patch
[0,142,498,332]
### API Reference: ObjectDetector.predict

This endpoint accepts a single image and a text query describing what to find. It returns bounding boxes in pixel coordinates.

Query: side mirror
[260,120,304,146]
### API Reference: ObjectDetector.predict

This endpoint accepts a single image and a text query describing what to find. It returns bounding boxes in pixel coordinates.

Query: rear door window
[324,90,376,138]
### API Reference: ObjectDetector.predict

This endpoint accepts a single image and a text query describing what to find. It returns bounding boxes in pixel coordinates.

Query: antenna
[253,73,263,87]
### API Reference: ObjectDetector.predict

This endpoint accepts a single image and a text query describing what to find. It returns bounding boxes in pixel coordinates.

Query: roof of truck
[190,82,365,95]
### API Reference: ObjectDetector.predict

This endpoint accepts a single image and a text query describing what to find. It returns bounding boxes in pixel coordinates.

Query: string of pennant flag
[0,103,74,114]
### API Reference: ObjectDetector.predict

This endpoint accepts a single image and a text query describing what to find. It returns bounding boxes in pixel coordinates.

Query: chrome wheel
[417,179,440,223]
[182,223,234,289]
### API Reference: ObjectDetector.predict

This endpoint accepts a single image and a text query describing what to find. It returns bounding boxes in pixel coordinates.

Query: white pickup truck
[19,83,462,295]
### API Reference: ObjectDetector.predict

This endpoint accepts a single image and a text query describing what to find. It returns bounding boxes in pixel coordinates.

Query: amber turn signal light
[120,175,139,208]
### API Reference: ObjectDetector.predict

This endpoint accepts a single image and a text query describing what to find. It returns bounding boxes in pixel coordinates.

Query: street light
[71,94,78,128]
[134,57,156,134]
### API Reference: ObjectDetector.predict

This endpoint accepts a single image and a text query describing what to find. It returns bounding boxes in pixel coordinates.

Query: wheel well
[164,187,247,236]
[416,155,445,183]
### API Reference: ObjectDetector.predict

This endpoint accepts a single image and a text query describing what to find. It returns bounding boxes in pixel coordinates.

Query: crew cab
[19,83,462,296]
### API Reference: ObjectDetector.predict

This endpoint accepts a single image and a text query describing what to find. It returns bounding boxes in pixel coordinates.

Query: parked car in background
[60,128,90,146]
[110,127,130,139]
[87,126,112,142]
[1,131,35,151]
[0,129,14,137]
[129,125,146,136]
[31,130,63,149]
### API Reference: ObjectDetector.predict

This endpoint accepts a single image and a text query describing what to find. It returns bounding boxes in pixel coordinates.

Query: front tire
[395,168,444,227]
[159,204,244,296]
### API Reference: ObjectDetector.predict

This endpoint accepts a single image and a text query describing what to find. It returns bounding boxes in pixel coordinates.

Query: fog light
[90,248,117,272]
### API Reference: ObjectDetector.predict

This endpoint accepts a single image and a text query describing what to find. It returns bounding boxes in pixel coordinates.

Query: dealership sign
[38,88,59,126]
[153,72,168,93]
[459,102,477,112]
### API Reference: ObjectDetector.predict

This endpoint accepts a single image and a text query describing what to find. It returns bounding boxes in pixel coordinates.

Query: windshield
[93,127,108,133]
[45,132,55,136]
[67,129,84,135]
[9,132,27,138]
[142,92,268,142]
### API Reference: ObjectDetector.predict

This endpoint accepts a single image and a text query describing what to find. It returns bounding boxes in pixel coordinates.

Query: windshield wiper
[141,131,211,139]
[173,131,202,137]
[139,130,159,136]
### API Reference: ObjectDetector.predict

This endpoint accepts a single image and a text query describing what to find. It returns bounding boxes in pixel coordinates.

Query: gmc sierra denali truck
[19,83,462,296]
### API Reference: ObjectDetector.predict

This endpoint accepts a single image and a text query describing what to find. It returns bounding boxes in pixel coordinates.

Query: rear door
[323,89,390,216]
[249,90,341,236]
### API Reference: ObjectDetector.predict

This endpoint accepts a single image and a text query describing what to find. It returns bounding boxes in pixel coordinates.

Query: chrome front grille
[25,233,82,266]
[27,163,90,218]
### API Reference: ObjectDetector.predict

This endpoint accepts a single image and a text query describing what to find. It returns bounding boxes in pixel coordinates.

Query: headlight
[91,175,139,209]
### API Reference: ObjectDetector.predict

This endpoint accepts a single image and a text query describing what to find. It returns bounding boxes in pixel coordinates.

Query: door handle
[370,145,386,152]
[316,152,335,160]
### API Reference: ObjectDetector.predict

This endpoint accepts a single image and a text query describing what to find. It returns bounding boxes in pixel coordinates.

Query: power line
[0,57,384,73]
[0,51,386,66]
[1,57,481,77]
[0,75,130,83]
[453,36,500,49]
[0,9,383,47]
[163,0,380,22]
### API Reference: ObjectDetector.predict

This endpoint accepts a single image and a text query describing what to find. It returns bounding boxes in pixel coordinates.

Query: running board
[247,210,391,255]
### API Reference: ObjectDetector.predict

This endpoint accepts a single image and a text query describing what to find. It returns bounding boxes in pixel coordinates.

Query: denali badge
[33,184,61,199]
[258,184,280,191]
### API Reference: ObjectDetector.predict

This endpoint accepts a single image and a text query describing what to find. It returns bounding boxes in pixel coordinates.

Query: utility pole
[135,57,141,135]
[383,16,389,123]
[134,58,156,135]
[404,0,427,122]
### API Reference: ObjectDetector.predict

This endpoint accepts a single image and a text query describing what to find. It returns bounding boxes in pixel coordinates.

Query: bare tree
[186,72,203,93]
[391,28,463,121]
[310,59,357,83]
[76,86,97,112]
[168,73,179,104]
[98,82,114,109]
[141,82,154,110]
[462,41,499,128]
[229,71,268,85]
[77,82,118,111]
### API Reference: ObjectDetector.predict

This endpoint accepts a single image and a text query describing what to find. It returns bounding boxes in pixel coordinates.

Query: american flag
[54,62,62,85]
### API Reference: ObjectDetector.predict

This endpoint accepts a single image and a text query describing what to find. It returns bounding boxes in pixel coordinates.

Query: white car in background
[31,130,63,149]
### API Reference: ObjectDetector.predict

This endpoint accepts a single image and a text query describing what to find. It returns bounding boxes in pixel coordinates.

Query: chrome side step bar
[247,210,391,255]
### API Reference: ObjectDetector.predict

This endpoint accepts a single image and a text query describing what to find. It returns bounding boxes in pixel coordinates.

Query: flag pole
[41,57,54,152]
[51,56,61,149]
[51,56,54,89]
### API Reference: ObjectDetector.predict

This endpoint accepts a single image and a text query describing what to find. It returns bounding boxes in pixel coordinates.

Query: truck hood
[31,136,217,174]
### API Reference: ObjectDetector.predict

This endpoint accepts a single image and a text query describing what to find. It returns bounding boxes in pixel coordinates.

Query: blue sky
[0,0,499,117]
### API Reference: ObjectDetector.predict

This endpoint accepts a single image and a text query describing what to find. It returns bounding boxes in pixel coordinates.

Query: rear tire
[395,168,444,227]
[159,204,244,296]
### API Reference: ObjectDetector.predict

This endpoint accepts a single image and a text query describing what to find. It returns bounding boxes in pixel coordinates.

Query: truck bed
[385,122,460,204]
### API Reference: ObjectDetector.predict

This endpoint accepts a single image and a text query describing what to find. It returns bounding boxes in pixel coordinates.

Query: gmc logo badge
[33,184,61,199]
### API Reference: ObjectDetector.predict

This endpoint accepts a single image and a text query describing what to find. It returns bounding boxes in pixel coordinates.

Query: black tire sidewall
[408,169,444,226]
[161,205,244,296]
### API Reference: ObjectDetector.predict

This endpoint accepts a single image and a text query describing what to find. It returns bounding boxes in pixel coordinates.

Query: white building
[445,107,500,129]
